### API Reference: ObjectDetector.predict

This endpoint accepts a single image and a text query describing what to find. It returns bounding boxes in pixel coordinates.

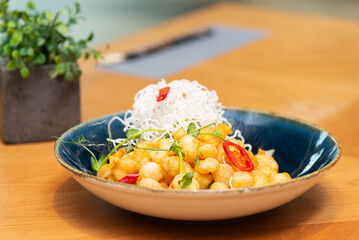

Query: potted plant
[0,0,101,143]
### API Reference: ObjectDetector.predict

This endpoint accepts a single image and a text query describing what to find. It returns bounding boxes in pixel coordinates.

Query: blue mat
[99,25,267,79]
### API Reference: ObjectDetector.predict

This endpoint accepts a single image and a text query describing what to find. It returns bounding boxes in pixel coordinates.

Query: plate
[54,108,341,220]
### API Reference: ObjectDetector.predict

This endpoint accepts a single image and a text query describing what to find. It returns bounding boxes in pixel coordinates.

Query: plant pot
[0,65,81,144]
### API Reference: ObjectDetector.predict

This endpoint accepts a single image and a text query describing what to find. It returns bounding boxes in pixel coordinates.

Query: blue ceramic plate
[54,108,341,220]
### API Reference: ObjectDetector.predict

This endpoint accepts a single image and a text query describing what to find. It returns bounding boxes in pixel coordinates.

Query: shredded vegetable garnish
[108,79,234,143]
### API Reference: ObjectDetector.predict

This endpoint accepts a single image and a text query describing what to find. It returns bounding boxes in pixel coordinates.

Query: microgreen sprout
[178,155,200,189]
[55,134,106,171]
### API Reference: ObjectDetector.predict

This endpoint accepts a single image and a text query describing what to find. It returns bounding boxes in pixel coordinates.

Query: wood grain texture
[1,3,358,239]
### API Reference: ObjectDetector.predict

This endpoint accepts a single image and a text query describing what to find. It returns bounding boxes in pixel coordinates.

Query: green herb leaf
[178,172,194,189]
[211,131,222,137]
[191,130,200,138]
[90,156,100,171]
[97,155,108,168]
[126,129,141,139]
[169,141,182,153]
[187,122,196,133]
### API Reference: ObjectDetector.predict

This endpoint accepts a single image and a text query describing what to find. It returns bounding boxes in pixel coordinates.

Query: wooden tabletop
[1,3,359,239]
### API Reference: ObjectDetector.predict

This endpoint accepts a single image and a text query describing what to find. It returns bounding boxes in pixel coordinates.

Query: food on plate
[74,79,291,190]
[98,123,291,189]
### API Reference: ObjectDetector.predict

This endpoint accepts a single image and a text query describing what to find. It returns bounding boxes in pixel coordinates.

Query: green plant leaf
[10,32,23,45]
[54,56,63,63]
[33,53,46,65]
[11,50,20,59]
[178,172,194,189]
[7,20,16,28]
[20,67,29,78]
[27,48,34,56]
[191,130,200,138]
[90,156,100,171]
[84,50,89,60]
[44,10,53,20]
[75,2,81,14]
[64,70,74,81]
[3,45,11,56]
[187,122,196,134]
[98,155,108,168]
[49,70,58,78]
[7,60,16,70]
[56,24,68,34]
[87,32,93,41]
[27,1,35,10]
[55,62,66,74]
[169,141,182,153]
[78,40,86,48]
[211,131,222,137]
[37,37,45,47]
[20,47,27,56]
[126,129,141,139]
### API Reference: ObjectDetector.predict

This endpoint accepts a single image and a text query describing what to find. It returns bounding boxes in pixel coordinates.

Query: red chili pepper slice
[118,172,139,184]
[157,86,170,102]
[223,141,254,171]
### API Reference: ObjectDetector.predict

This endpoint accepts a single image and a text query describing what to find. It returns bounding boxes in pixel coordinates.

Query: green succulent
[0,0,101,81]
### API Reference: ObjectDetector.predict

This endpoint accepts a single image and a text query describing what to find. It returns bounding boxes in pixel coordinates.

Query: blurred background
[9,0,359,46]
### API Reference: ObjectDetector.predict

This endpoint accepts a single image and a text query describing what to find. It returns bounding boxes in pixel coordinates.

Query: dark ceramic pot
[0,65,80,144]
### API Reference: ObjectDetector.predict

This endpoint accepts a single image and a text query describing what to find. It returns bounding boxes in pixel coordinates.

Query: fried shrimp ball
[214,123,232,139]
[257,164,277,179]
[271,172,291,184]
[100,123,291,191]
[139,162,163,181]
[197,126,217,144]
[231,171,253,188]
[138,178,163,189]
[251,169,270,186]
[256,150,279,172]
[133,149,151,167]
[212,164,234,186]
[149,150,168,165]
[197,157,220,174]
[178,135,200,162]
[161,156,180,176]
[97,161,115,179]
[109,148,126,163]
[112,167,128,181]
[119,152,140,173]
[173,128,187,141]
[210,182,228,190]
[194,172,213,189]
[198,143,218,159]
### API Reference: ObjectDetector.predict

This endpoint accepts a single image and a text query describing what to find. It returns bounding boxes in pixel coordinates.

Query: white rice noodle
[108,79,229,142]
[106,79,254,151]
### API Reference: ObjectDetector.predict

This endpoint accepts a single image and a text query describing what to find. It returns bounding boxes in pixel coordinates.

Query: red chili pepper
[157,86,170,102]
[223,141,254,171]
[118,172,139,184]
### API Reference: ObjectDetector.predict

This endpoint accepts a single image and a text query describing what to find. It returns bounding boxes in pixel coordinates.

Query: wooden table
[1,3,359,239]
